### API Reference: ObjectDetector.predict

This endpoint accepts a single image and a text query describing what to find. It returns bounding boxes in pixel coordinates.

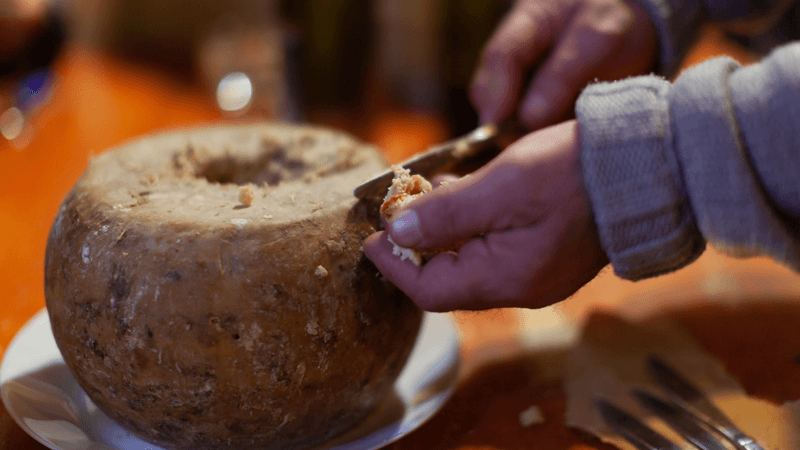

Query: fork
[596,394,729,450]
[646,356,766,450]
[595,356,768,450]
[632,389,728,450]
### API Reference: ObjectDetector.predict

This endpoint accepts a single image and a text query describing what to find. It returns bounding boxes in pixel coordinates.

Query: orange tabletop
[2,28,799,450]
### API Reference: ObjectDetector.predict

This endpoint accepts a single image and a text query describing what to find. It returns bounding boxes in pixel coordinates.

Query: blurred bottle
[281,0,374,115]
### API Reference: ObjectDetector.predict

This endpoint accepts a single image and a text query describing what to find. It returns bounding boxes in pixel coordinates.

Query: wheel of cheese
[44,124,423,450]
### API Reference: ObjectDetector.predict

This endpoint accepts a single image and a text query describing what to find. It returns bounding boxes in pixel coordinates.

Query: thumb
[387,160,528,249]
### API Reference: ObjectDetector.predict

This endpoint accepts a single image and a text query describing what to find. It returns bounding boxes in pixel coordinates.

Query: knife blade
[632,389,728,450]
[353,121,524,200]
[646,355,767,450]
[595,397,682,450]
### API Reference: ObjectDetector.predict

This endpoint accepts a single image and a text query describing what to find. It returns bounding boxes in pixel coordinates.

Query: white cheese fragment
[519,405,545,427]
[315,265,329,278]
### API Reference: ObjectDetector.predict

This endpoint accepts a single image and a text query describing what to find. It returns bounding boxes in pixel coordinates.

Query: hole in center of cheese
[195,145,308,187]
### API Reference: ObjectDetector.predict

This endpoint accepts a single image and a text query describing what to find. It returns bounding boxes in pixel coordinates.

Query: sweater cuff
[576,76,705,280]
[628,0,706,77]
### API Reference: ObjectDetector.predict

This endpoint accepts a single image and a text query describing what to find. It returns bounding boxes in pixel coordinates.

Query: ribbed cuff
[576,76,704,280]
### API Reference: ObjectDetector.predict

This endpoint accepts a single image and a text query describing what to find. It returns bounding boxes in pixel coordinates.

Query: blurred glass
[0,0,65,150]
[197,1,294,119]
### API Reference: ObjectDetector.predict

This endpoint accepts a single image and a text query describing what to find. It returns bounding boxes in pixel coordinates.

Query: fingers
[385,153,540,250]
[378,173,459,232]
[471,0,656,129]
[470,1,563,124]
[366,210,605,312]
[364,121,607,312]
[518,4,633,127]
[364,229,540,311]
[387,122,579,250]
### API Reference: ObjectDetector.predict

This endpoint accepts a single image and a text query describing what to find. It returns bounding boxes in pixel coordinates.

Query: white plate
[1,309,459,450]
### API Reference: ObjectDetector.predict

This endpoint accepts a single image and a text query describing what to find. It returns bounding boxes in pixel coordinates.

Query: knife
[353,121,525,200]
[646,355,767,450]
[595,397,682,450]
[632,389,728,450]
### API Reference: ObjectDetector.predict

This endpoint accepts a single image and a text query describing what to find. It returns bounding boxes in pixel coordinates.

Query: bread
[44,124,423,450]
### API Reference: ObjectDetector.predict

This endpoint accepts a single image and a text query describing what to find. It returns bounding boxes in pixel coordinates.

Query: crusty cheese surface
[44,124,423,450]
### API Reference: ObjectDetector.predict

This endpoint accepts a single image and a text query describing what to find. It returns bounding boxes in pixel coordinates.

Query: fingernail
[390,210,423,247]
[523,93,548,123]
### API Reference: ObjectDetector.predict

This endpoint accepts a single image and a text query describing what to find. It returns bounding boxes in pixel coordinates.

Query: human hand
[363,120,609,311]
[470,0,657,129]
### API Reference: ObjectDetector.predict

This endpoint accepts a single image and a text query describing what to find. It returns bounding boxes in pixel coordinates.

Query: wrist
[575,76,705,279]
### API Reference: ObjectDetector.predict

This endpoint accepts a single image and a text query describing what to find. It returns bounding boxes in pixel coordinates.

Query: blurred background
[3,1,800,448]
[3,0,798,349]
[1,0,520,154]
[0,0,516,352]
[1,0,794,354]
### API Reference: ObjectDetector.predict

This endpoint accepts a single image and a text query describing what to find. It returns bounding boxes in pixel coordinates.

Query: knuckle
[536,54,585,92]
[483,1,560,66]
[517,0,563,39]
[479,43,507,70]
[586,1,634,40]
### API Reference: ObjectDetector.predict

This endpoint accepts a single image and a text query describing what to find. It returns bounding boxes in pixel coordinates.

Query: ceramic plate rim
[1,309,460,450]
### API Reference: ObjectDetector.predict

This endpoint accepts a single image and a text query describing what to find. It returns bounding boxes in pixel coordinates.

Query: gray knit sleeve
[630,0,792,77]
[576,42,800,280]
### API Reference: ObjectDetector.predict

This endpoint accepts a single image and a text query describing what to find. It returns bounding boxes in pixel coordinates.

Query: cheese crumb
[519,405,545,427]
[380,165,432,266]
[387,235,423,266]
[315,265,329,278]
[380,165,432,220]
[239,186,255,206]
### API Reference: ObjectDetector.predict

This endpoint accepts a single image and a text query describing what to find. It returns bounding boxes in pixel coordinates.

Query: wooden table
[2,29,799,450]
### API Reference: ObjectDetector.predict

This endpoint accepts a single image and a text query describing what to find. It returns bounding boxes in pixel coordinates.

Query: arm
[630,0,795,76]
[469,0,798,129]
[577,42,800,280]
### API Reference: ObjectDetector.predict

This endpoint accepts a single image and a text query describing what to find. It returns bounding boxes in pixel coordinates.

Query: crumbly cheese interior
[379,165,432,266]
